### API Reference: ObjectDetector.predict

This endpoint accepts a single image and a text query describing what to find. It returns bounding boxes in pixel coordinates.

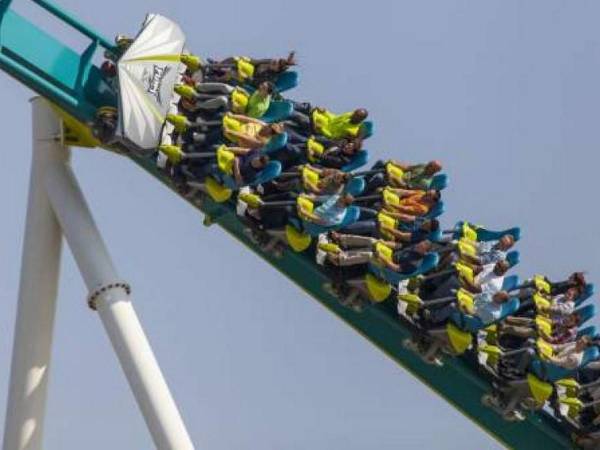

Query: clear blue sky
[1,1,600,449]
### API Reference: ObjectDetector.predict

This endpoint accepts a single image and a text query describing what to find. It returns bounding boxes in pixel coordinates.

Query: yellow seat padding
[454,261,475,285]
[533,293,551,314]
[534,275,552,294]
[374,242,394,266]
[296,195,315,220]
[461,222,479,241]
[365,273,391,303]
[204,176,232,203]
[301,166,321,191]
[377,212,398,241]
[231,88,250,114]
[385,162,404,182]
[159,144,184,164]
[285,225,312,252]
[456,288,475,315]
[536,338,554,360]
[307,137,325,163]
[235,57,255,81]
[447,323,472,354]
[382,187,400,207]
[457,238,477,258]
[527,373,554,404]
[216,145,235,175]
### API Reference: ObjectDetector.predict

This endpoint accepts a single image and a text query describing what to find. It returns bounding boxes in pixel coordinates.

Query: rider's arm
[226,130,264,148]
[228,147,253,155]
[227,114,265,125]
[232,158,244,185]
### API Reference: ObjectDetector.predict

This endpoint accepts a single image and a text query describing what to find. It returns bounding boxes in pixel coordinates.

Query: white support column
[2,98,66,450]
[44,147,194,450]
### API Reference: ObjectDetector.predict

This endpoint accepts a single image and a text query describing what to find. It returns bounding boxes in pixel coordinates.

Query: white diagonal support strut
[2,98,65,450]
[3,98,195,450]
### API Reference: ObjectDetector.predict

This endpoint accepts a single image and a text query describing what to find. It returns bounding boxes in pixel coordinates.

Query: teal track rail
[0,2,577,449]
[0,0,116,122]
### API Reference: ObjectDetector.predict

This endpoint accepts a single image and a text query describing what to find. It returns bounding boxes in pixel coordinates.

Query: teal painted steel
[30,0,115,50]
[0,7,116,121]
[0,2,578,448]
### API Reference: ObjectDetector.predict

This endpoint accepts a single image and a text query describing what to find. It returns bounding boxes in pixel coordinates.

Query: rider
[460,235,515,266]
[366,160,443,192]
[298,193,354,227]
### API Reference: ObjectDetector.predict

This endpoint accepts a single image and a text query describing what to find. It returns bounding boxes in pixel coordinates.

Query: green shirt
[403,164,432,190]
[246,91,271,118]
[327,112,360,139]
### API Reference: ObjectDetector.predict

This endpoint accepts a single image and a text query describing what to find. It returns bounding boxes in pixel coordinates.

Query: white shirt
[475,263,504,294]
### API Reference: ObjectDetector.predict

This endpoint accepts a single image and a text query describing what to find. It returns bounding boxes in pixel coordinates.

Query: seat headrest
[576,304,595,325]
[345,176,366,196]
[425,202,444,219]
[576,283,595,306]
[506,251,520,267]
[252,161,282,186]
[261,132,288,154]
[502,275,519,292]
[578,326,596,338]
[582,347,600,366]
[341,150,369,172]
[429,173,448,191]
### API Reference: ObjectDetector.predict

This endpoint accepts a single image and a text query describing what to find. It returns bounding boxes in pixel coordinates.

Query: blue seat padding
[253,161,282,185]
[345,177,365,196]
[506,251,520,267]
[531,347,600,382]
[274,71,299,93]
[244,71,299,94]
[220,161,282,189]
[424,202,444,219]
[368,252,439,285]
[341,150,369,172]
[430,174,448,191]
[451,298,520,333]
[360,121,374,139]
[576,284,595,306]
[428,229,443,242]
[302,205,361,236]
[576,304,595,326]
[502,275,519,292]
[261,132,288,155]
[578,326,596,338]
[261,101,293,123]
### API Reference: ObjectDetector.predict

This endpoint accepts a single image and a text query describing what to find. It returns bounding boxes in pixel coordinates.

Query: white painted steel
[2,98,66,450]
[44,144,194,450]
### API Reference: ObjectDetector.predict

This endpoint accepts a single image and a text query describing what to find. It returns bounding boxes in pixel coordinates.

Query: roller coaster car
[555,380,600,449]
[452,221,521,242]
[400,277,520,366]
[179,132,290,202]
[236,192,362,260]
[304,137,370,172]
[398,284,519,365]
[236,171,367,253]
[384,162,449,191]
[480,339,600,422]
[328,250,439,312]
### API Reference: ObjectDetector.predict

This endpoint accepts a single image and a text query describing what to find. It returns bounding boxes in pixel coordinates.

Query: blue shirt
[477,241,506,265]
[314,195,346,226]
[473,293,503,324]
